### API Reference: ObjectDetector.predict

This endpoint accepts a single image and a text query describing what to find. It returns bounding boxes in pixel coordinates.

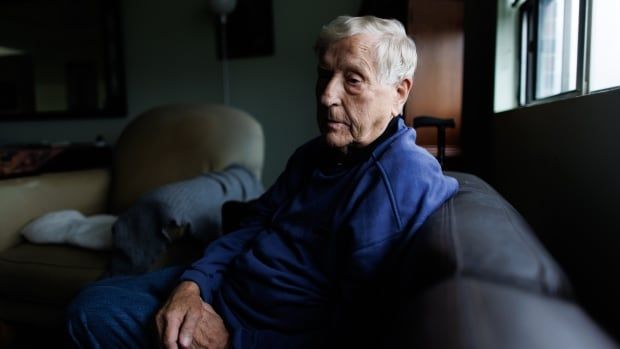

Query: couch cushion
[396,172,572,298]
[382,277,618,349]
[0,243,109,307]
[0,240,204,327]
[0,169,110,252]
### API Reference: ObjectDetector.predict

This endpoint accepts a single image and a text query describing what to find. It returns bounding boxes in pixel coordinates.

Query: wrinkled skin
[316,34,412,154]
[156,281,229,349]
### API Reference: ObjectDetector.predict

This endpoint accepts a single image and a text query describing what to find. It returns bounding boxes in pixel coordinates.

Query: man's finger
[178,310,201,349]
[155,310,166,348]
[163,313,181,349]
[202,302,218,315]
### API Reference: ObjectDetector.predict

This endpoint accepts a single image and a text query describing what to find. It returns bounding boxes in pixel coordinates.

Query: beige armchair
[0,104,264,330]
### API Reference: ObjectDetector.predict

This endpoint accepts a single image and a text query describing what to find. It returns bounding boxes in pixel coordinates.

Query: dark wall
[461,0,496,181]
[493,89,620,339]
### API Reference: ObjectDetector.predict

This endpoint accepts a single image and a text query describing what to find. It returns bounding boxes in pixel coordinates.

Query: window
[515,0,620,105]
[535,0,580,99]
[588,0,620,92]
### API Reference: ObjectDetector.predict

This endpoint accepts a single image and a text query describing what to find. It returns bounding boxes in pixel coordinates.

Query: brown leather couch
[0,104,264,329]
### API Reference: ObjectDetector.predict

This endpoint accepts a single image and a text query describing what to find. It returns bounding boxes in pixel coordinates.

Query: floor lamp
[208,0,237,105]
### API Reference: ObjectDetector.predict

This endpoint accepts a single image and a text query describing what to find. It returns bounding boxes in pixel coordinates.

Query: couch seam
[0,257,105,270]
[446,194,462,273]
[500,201,553,295]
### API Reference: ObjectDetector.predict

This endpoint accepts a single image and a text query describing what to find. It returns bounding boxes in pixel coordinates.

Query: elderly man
[67,15,458,349]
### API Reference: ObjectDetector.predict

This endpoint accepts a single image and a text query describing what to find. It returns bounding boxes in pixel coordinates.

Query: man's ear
[392,78,413,115]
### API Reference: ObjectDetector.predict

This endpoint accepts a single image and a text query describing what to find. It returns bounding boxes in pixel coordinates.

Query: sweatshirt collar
[321,115,403,168]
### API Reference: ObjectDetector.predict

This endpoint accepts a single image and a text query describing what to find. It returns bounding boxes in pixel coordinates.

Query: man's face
[316,34,402,152]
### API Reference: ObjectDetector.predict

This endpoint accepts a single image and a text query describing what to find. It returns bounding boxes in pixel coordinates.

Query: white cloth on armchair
[21,210,116,250]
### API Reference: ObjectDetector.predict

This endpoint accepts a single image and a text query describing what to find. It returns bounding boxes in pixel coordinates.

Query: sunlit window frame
[516,0,589,106]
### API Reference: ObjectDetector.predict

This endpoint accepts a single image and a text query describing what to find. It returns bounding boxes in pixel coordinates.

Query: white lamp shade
[208,0,237,15]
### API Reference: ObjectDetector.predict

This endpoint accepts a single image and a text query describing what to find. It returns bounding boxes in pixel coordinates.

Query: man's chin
[322,134,351,150]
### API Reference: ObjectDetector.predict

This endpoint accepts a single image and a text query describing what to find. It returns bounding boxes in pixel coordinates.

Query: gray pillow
[107,164,263,276]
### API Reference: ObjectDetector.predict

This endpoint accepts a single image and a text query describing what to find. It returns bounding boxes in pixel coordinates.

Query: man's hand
[156,281,229,349]
[189,302,230,349]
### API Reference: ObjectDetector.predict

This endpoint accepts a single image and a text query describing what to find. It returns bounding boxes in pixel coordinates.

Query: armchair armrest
[0,169,110,252]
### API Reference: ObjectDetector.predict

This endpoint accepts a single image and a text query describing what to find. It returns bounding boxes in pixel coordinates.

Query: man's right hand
[155,281,229,349]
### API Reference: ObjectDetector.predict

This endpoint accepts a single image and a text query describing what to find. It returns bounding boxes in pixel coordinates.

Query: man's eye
[347,77,361,85]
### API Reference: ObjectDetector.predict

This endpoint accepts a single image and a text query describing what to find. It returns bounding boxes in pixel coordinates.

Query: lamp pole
[220,14,230,105]
[208,0,237,105]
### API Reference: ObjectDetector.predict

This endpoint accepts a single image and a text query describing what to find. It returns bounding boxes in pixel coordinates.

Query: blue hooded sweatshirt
[180,117,458,348]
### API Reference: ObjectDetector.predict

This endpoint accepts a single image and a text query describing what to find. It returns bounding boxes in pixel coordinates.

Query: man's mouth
[326,120,348,130]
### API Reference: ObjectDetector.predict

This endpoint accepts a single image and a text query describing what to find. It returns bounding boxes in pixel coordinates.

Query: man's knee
[67,285,116,332]
[66,285,112,348]
[67,282,161,348]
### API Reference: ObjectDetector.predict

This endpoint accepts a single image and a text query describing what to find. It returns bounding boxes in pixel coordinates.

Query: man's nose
[319,77,340,106]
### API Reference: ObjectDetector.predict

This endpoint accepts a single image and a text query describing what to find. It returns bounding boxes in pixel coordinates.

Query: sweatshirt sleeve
[179,225,262,303]
[179,145,308,303]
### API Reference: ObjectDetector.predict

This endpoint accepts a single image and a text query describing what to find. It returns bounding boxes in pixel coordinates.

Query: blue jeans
[68,267,342,349]
[66,266,186,349]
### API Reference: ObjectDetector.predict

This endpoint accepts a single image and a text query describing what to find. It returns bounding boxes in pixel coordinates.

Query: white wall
[0,0,361,186]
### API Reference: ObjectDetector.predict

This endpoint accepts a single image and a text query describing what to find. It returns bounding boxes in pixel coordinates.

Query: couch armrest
[383,277,618,349]
[0,169,110,252]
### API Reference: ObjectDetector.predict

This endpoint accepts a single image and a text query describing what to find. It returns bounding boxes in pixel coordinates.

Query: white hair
[315,15,417,86]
